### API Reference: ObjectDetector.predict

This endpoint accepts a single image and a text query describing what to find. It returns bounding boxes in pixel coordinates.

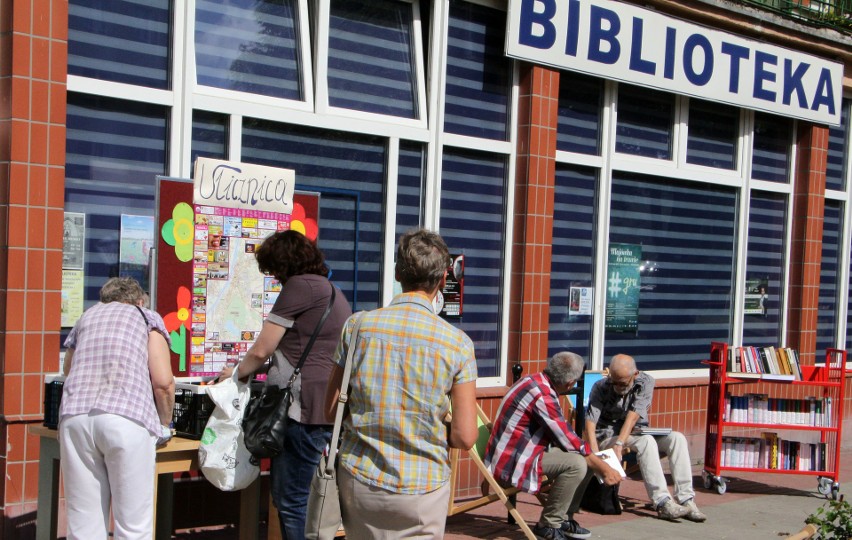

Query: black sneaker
[560,519,592,539]
[533,524,567,540]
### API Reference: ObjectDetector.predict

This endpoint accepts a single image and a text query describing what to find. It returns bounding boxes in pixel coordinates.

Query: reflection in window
[69,0,171,89]
[686,100,739,170]
[396,143,425,238]
[439,150,507,377]
[444,2,510,140]
[557,73,602,155]
[195,0,302,101]
[328,0,417,118]
[65,93,168,305]
[190,110,228,174]
[752,113,792,183]
[241,121,386,310]
[742,192,786,344]
[826,99,848,192]
[615,85,674,160]
[548,165,597,360]
[817,201,842,357]
[604,174,737,370]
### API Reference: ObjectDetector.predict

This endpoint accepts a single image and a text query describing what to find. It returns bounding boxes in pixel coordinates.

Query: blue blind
[605,174,737,370]
[65,93,168,306]
[817,201,842,357]
[742,192,786,344]
[615,85,674,159]
[241,121,386,311]
[190,110,228,174]
[826,99,848,192]
[328,0,416,118]
[548,165,597,360]
[557,72,602,155]
[752,113,792,183]
[686,100,739,170]
[69,0,171,89]
[195,0,302,101]
[396,142,425,238]
[444,2,510,141]
[439,150,507,377]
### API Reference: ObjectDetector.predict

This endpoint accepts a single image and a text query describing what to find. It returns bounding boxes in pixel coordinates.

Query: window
[190,110,228,174]
[752,113,792,183]
[826,99,848,192]
[686,99,739,170]
[604,174,738,370]
[241,121,387,310]
[548,165,597,360]
[195,0,303,101]
[817,201,842,357]
[327,0,417,118]
[439,149,507,377]
[69,0,171,89]
[396,142,425,237]
[557,73,603,155]
[742,192,786,344]
[615,85,674,160]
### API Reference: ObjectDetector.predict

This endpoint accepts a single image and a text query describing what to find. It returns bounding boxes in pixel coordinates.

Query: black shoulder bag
[243,286,337,462]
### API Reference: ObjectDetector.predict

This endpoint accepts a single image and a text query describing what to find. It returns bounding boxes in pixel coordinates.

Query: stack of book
[720,433,826,471]
[726,346,802,380]
[724,393,832,426]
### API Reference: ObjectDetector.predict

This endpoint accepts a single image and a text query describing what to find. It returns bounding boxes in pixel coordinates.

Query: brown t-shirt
[265,274,352,425]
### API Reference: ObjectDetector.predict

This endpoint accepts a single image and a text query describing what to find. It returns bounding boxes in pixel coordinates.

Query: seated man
[484,352,622,540]
[585,354,707,522]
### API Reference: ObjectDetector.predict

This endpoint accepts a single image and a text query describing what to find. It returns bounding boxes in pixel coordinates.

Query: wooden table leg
[35,435,60,540]
[239,477,261,540]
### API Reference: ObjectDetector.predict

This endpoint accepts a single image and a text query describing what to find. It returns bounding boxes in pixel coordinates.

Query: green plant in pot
[804,495,852,539]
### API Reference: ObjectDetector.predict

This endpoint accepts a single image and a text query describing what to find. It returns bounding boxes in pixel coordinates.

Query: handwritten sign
[193,157,295,214]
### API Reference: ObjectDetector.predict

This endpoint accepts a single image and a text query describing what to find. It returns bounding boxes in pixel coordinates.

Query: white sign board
[506,0,843,125]
[193,157,295,214]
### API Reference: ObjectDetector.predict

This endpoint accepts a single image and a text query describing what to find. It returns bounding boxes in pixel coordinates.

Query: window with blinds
[817,200,842,357]
[604,173,738,370]
[439,149,507,377]
[327,0,417,118]
[547,165,597,360]
[443,2,510,141]
[241,120,386,311]
[752,113,792,183]
[686,99,739,170]
[69,0,171,89]
[190,110,228,174]
[615,85,674,160]
[826,99,849,192]
[396,142,425,238]
[194,0,303,101]
[64,93,168,307]
[742,192,786,344]
[557,73,602,155]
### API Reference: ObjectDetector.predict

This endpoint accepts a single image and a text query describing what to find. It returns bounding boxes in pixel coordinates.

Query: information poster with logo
[440,254,464,318]
[606,243,641,333]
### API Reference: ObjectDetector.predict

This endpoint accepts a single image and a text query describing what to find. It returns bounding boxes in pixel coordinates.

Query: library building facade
[2,0,852,535]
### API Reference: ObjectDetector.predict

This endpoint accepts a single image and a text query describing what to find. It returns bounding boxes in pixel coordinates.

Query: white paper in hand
[594,447,627,483]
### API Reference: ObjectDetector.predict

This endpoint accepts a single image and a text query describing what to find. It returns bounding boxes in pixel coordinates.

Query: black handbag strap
[285,284,337,388]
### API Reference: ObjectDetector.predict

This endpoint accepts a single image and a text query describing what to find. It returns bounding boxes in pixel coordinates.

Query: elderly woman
[218,230,352,540]
[60,277,174,540]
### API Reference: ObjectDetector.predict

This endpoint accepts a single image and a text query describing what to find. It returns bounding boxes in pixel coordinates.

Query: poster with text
[119,215,155,291]
[606,243,641,333]
[744,277,769,315]
[61,269,84,327]
[63,212,85,269]
[440,254,464,318]
[569,286,594,316]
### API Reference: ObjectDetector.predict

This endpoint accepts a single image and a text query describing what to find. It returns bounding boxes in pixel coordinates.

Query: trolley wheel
[831,483,840,500]
[818,477,833,497]
[702,471,712,490]
[715,478,727,495]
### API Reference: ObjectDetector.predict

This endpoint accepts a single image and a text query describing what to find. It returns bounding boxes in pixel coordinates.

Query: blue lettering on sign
[754,51,778,102]
[783,59,809,108]
[663,27,677,80]
[589,5,620,65]
[683,34,713,86]
[518,0,557,49]
[721,42,750,93]
[629,17,656,75]
[565,0,580,57]
[812,68,836,114]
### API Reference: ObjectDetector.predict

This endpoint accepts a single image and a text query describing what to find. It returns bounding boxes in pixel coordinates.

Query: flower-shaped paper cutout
[290,203,318,240]
[163,286,191,371]
[161,202,195,262]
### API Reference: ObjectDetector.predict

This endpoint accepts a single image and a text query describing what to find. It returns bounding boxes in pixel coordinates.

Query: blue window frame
[439,149,507,377]
[328,0,417,118]
[605,174,738,370]
[817,201,842,357]
[444,2,510,141]
[195,0,303,101]
[69,0,171,89]
[752,113,792,183]
[557,73,603,155]
[742,192,786,344]
[548,165,597,360]
[396,142,425,237]
[826,99,848,192]
[615,85,674,160]
[686,99,739,170]
[190,110,228,174]
[241,121,386,311]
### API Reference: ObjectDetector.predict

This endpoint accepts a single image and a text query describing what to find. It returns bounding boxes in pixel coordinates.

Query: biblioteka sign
[506,0,843,125]
[193,157,295,214]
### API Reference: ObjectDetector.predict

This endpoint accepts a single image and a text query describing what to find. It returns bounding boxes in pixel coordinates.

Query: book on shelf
[726,345,798,380]
[632,426,672,436]
[593,448,627,483]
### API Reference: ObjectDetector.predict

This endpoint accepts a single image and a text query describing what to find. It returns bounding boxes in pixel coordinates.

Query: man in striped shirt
[485,352,622,540]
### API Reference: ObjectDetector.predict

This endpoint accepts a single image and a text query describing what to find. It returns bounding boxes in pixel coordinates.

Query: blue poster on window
[606,243,641,333]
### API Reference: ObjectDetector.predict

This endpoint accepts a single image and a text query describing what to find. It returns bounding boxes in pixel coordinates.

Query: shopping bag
[305,453,342,540]
[580,479,622,515]
[198,372,259,491]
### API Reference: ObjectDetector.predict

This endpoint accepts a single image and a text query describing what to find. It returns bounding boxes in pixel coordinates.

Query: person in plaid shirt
[485,352,622,540]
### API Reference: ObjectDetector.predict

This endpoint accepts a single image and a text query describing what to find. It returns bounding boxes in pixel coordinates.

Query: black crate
[172,387,215,439]
[43,380,64,429]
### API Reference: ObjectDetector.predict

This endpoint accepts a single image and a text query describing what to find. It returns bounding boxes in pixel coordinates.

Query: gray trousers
[539,448,594,528]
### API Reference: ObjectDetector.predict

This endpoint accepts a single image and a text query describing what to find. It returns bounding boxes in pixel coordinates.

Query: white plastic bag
[198,372,259,491]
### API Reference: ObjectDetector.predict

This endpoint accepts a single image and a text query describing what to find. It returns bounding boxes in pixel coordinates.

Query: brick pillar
[0,1,67,536]
[786,123,828,366]
[508,64,559,381]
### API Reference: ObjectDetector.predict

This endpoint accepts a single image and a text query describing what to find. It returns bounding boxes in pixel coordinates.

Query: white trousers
[59,412,156,540]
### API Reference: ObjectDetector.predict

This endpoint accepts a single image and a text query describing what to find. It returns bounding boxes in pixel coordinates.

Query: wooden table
[30,424,261,540]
